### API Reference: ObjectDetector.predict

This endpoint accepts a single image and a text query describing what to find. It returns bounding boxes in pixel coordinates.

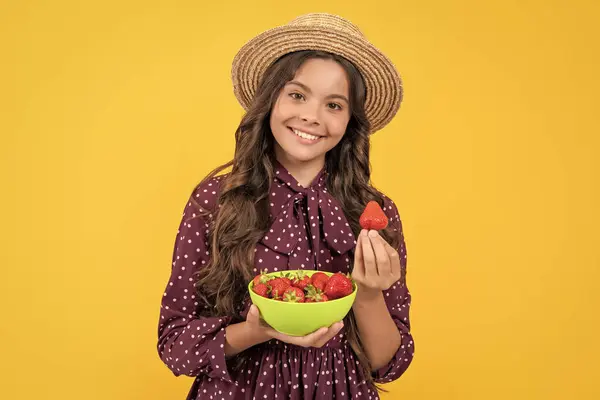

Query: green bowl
[248,270,357,337]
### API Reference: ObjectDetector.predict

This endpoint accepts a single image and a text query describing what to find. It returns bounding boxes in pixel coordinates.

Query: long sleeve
[157,182,234,383]
[372,196,415,383]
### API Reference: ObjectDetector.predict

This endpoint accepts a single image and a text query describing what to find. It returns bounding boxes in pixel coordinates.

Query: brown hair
[192,50,400,391]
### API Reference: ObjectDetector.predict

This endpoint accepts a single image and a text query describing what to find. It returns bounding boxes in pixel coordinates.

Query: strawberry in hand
[359,201,389,230]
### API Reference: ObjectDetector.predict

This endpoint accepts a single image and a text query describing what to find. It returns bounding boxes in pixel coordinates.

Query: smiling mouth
[289,128,322,141]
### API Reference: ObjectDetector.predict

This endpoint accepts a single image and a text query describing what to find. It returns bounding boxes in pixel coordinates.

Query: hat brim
[231,25,402,134]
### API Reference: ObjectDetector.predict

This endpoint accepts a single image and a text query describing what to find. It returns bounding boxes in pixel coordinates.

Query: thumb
[246,304,259,323]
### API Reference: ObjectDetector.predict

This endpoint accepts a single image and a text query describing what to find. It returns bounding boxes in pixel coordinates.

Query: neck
[275,152,325,188]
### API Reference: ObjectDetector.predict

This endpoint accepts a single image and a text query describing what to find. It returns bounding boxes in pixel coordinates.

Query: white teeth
[293,129,319,141]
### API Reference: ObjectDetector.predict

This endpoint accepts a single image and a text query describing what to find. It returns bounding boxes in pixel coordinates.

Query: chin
[285,150,323,163]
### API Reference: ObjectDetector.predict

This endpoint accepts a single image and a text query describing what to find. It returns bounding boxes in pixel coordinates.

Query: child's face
[270,58,351,167]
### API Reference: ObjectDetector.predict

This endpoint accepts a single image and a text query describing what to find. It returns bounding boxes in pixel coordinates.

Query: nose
[300,102,320,125]
[301,117,319,125]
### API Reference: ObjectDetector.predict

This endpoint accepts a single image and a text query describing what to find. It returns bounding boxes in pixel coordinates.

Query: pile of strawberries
[251,270,354,303]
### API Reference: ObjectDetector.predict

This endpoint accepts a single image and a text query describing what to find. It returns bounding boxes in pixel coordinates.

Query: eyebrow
[287,80,349,104]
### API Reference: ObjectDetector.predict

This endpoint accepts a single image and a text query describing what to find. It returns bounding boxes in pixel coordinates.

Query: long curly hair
[192,50,400,391]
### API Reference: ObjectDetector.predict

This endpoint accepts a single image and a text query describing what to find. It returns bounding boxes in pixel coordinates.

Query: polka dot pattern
[157,162,414,399]
[260,162,355,260]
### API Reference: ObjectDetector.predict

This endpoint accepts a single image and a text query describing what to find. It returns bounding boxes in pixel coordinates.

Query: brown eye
[328,103,342,110]
[289,92,305,101]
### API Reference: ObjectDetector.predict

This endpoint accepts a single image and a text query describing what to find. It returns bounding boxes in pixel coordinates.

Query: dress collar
[272,160,328,194]
[261,160,356,258]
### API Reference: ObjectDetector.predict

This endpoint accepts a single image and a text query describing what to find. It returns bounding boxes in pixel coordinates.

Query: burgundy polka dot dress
[157,161,414,399]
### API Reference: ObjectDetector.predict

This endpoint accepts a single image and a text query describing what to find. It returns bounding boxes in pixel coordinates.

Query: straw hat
[231,13,403,134]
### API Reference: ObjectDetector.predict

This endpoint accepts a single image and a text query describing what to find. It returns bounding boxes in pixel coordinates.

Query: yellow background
[2,0,599,399]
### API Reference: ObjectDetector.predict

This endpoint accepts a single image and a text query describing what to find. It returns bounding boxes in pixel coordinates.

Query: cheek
[270,101,281,122]
[328,115,351,138]
[270,103,290,135]
[272,97,294,119]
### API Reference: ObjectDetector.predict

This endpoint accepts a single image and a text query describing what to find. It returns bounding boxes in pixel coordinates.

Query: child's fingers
[361,230,377,279]
[300,327,329,346]
[352,230,365,279]
[380,239,402,284]
[270,327,325,346]
[385,242,402,282]
[369,230,391,277]
[313,321,344,348]
[248,304,274,332]
[246,304,259,324]
[270,322,343,348]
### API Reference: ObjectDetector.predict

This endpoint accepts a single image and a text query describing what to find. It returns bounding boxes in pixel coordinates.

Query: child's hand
[352,229,402,301]
[245,304,344,348]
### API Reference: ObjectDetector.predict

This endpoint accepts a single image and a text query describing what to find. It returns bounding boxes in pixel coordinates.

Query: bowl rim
[248,269,357,305]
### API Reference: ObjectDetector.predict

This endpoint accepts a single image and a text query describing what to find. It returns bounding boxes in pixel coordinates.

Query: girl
[157,13,414,400]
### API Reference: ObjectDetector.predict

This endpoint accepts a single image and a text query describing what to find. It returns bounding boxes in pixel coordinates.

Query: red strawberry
[282,286,305,303]
[252,269,272,286]
[310,272,329,292]
[324,272,354,299]
[291,271,311,290]
[252,283,270,298]
[305,285,329,302]
[280,276,292,286]
[359,201,389,230]
[268,278,291,300]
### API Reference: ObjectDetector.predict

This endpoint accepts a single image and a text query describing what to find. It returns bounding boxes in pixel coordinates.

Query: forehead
[291,58,350,96]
